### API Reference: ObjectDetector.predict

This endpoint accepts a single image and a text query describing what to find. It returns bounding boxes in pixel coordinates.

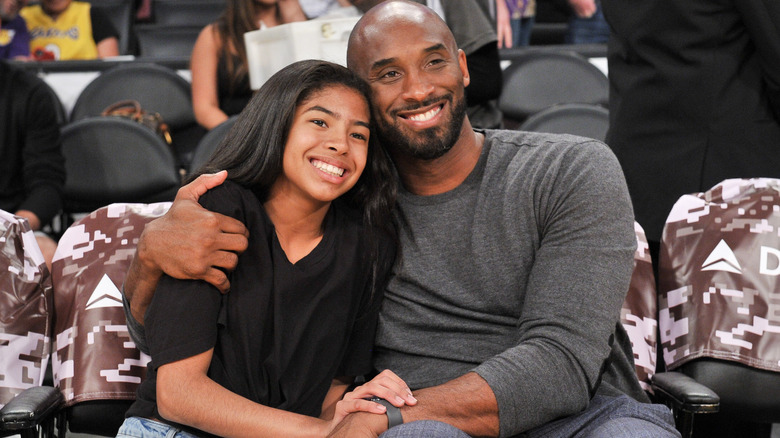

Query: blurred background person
[566,0,608,44]
[190,0,307,130]
[20,0,119,60]
[496,0,535,48]
[0,60,65,268]
[0,0,30,60]
[603,0,780,281]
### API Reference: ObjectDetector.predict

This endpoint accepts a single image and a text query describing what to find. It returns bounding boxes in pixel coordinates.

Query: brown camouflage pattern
[659,178,780,372]
[0,210,53,408]
[51,203,170,406]
[621,222,658,391]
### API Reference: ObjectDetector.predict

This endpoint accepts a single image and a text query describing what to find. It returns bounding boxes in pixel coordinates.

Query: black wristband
[366,397,404,429]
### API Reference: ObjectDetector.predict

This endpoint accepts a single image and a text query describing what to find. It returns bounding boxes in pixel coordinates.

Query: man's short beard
[377,95,468,161]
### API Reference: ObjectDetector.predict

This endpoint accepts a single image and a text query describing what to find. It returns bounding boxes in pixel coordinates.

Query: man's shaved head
[347,1,457,76]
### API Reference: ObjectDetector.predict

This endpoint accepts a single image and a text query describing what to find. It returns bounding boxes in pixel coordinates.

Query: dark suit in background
[602,0,780,249]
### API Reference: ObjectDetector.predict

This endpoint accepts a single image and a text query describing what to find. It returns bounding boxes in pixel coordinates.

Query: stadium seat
[0,211,61,437]
[659,178,780,436]
[499,51,608,128]
[188,115,239,175]
[49,202,170,436]
[69,62,204,170]
[135,24,201,59]
[152,0,224,27]
[59,117,180,225]
[518,103,609,142]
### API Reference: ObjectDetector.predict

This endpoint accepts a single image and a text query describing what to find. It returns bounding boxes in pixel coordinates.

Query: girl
[118,60,409,437]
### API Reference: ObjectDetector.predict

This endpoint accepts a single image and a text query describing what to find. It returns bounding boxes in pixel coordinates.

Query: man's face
[42,0,70,17]
[349,9,470,161]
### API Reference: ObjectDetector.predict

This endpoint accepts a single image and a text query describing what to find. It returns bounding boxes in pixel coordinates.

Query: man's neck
[393,120,485,196]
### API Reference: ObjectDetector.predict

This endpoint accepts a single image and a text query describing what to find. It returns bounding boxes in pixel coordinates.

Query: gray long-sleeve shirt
[373,129,646,437]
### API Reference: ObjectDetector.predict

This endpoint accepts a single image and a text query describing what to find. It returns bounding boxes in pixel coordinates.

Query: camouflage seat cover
[51,202,170,406]
[659,178,780,373]
[621,222,658,392]
[0,210,53,408]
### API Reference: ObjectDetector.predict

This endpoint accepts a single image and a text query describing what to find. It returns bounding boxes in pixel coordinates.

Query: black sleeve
[122,289,149,354]
[90,7,120,44]
[144,186,240,369]
[145,275,222,369]
[465,43,504,106]
[336,236,396,378]
[18,80,65,226]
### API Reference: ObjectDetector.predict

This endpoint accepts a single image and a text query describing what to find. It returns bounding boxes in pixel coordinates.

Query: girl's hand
[343,369,417,408]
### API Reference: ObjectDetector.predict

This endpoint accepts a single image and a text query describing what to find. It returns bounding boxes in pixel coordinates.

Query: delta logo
[85,274,124,310]
[701,239,780,276]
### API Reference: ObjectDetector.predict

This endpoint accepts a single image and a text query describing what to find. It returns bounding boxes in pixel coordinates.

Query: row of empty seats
[74,0,223,58]
[498,49,610,141]
[35,62,233,230]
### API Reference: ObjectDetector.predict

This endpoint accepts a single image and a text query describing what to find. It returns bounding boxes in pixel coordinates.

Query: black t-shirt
[125,181,394,436]
[89,7,119,45]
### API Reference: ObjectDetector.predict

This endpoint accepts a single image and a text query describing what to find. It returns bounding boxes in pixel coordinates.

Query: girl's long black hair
[191,59,398,294]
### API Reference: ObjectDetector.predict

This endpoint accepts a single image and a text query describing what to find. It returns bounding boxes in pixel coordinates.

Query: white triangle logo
[85,274,124,310]
[701,239,742,274]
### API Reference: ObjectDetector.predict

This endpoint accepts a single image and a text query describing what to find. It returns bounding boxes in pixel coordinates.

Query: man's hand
[568,0,597,18]
[138,171,249,292]
[124,171,249,325]
[496,0,513,49]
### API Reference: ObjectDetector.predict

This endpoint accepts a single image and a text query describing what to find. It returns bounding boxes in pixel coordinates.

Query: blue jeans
[116,417,200,438]
[525,394,680,438]
[380,420,470,438]
[379,395,678,438]
[566,3,610,44]
[511,16,535,47]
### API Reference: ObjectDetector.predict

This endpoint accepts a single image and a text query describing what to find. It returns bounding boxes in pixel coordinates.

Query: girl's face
[273,85,371,207]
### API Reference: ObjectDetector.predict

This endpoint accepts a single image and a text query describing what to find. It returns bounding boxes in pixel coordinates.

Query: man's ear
[458,49,470,88]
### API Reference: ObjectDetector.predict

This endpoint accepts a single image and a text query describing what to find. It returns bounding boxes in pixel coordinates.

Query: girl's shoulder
[199,180,265,223]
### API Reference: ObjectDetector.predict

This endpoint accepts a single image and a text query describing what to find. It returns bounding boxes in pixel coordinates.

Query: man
[350,0,504,129]
[0,0,30,60]
[0,60,65,268]
[123,2,679,437]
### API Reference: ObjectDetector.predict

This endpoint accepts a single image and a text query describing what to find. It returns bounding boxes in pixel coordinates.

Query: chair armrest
[0,386,64,431]
[651,371,720,414]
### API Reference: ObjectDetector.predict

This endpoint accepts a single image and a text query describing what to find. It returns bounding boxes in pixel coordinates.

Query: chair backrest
[0,211,52,409]
[135,25,201,59]
[70,63,194,129]
[518,103,610,142]
[658,178,780,422]
[621,221,658,392]
[60,117,180,216]
[499,51,609,125]
[83,0,136,55]
[153,0,224,27]
[188,115,239,175]
[50,202,170,435]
